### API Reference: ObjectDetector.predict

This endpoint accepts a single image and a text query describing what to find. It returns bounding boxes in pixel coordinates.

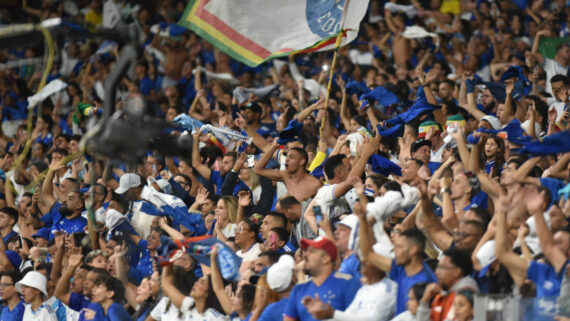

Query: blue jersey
[285,272,360,321]
[390,259,437,315]
[527,260,568,298]
[41,202,62,229]
[0,300,25,321]
[338,253,362,281]
[68,292,90,312]
[2,230,17,244]
[53,215,87,238]
[258,297,288,321]
[104,302,131,321]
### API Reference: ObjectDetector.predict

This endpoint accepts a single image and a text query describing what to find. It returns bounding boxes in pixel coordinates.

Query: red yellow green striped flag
[177,0,369,67]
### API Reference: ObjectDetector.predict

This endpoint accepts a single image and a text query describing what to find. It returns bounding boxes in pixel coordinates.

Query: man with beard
[53,190,87,236]
[283,236,360,321]
[39,153,81,230]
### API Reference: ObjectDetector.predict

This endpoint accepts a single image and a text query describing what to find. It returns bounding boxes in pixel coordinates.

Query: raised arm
[40,157,62,209]
[419,181,453,251]
[54,248,83,306]
[354,182,393,272]
[114,243,137,308]
[161,265,187,309]
[253,142,283,181]
[500,82,515,125]
[530,189,567,273]
[494,193,528,287]
[513,156,541,185]
[531,30,549,65]
[191,131,212,180]
[209,246,232,314]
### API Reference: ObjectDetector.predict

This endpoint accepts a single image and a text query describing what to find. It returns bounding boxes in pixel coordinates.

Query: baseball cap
[481,115,501,130]
[300,236,338,261]
[16,271,48,297]
[240,102,262,114]
[410,139,432,154]
[32,227,51,240]
[267,254,295,292]
[115,173,142,194]
[336,215,360,251]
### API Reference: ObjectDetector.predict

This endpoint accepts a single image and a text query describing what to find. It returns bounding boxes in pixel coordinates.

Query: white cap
[336,215,360,251]
[115,173,142,194]
[267,255,295,292]
[481,115,501,130]
[16,271,48,297]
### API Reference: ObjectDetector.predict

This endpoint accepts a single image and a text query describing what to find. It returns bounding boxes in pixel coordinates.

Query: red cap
[300,236,338,261]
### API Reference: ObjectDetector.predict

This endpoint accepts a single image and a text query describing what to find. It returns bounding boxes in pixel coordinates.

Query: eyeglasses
[0,283,13,288]
[237,226,250,233]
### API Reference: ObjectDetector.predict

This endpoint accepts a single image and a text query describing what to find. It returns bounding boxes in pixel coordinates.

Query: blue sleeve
[389,259,400,281]
[527,260,546,284]
[540,177,565,205]
[107,303,131,321]
[68,292,83,312]
[136,240,154,279]
[284,287,299,319]
[139,201,162,216]
[343,278,361,309]
[41,202,62,228]
[210,170,223,194]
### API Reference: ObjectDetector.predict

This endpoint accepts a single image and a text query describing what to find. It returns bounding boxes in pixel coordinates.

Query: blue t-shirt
[104,302,131,321]
[338,253,362,281]
[68,292,90,312]
[0,300,25,321]
[53,215,87,238]
[258,298,289,321]
[527,260,568,298]
[284,272,360,321]
[210,170,224,195]
[40,202,62,229]
[390,259,437,315]
[78,302,104,321]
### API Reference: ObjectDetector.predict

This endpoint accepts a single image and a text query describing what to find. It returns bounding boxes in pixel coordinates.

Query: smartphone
[267,231,277,249]
[313,205,323,225]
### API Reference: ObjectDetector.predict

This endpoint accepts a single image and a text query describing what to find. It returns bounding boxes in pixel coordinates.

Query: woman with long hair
[479,134,505,179]
[214,196,238,242]
[148,266,195,321]
[160,264,226,320]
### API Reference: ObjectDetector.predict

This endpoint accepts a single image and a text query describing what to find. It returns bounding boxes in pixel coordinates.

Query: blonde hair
[253,274,280,310]
[221,196,238,223]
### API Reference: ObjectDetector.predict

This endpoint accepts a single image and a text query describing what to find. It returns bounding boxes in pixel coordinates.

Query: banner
[178,0,369,66]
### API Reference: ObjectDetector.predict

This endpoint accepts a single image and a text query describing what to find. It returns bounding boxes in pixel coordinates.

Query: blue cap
[32,227,51,240]
[277,119,304,145]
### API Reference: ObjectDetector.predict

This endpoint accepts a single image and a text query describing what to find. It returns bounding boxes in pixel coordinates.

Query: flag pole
[322,0,350,130]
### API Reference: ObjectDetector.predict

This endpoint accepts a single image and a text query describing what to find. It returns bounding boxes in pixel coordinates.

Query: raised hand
[195,187,209,205]
[237,190,251,207]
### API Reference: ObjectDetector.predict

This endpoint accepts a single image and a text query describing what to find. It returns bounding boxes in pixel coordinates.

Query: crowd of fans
[0,0,570,320]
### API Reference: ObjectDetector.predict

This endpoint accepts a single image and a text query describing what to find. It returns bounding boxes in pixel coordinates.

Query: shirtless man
[150,36,189,89]
[254,142,322,202]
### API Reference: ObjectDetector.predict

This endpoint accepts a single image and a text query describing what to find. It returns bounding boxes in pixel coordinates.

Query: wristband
[441,187,451,194]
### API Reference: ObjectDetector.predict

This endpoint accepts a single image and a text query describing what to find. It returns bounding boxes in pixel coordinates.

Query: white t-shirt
[22,304,57,321]
[222,223,236,239]
[332,277,397,321]
[151,297,185,321]
[544,58,569,95]
[236,242,261,262]
[181,296,229,321]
